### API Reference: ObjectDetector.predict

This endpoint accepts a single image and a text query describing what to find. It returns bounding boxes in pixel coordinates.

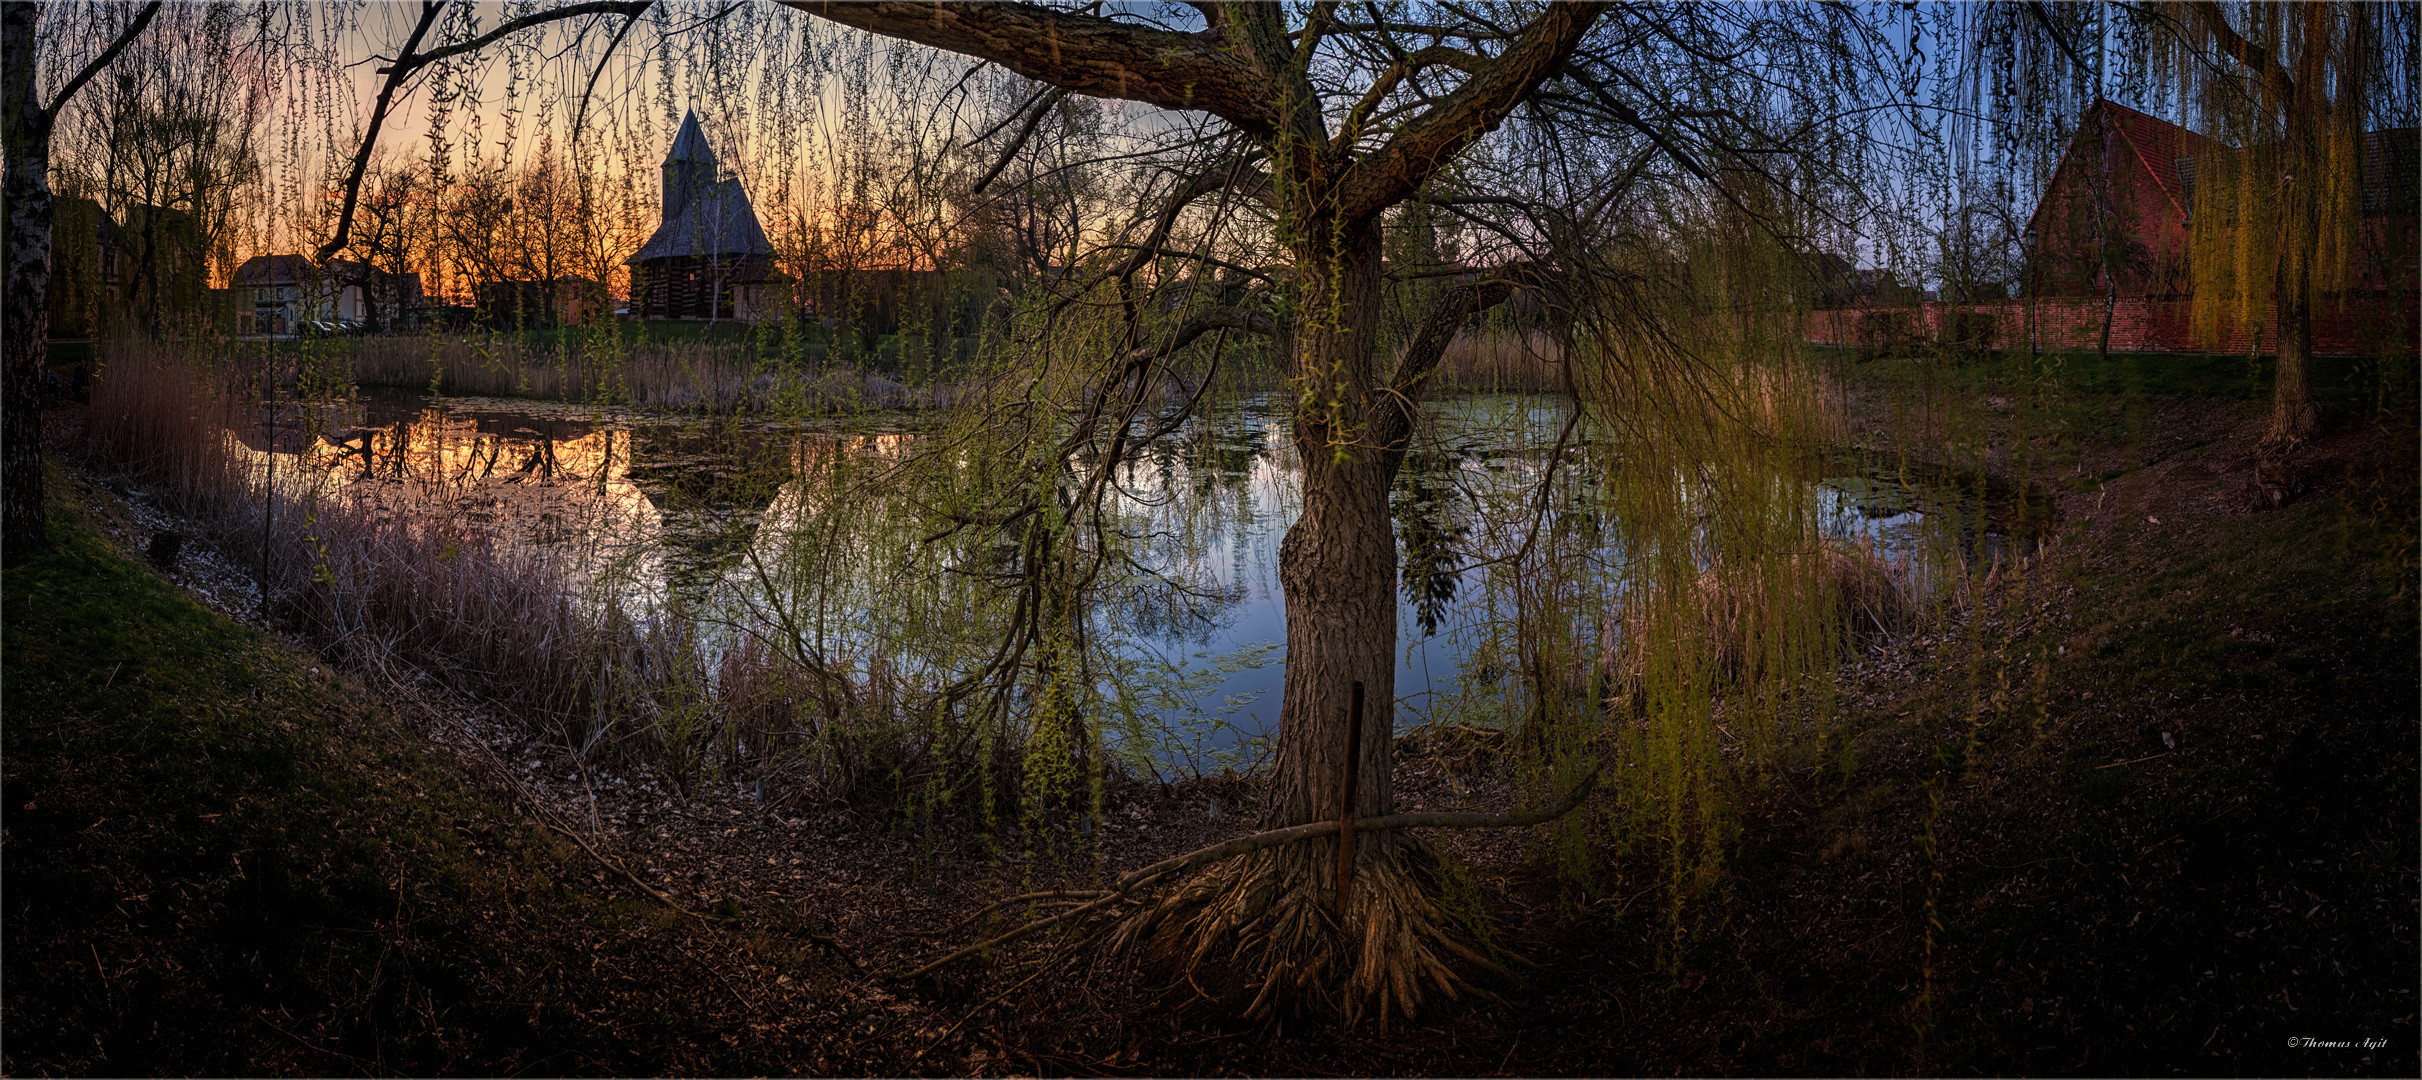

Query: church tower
[629,107,782,322]
[662,110,717,220]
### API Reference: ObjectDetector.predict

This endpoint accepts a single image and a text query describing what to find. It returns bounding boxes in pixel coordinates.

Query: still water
[241,388,2040,767]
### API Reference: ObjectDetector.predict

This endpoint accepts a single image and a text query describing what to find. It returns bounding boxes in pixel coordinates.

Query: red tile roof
[2026,99,2211,236]
[2098,99,2207,216]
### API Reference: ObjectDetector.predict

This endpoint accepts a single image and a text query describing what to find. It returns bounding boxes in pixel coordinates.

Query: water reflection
[229,391,665,602]
[230,389,2046,762]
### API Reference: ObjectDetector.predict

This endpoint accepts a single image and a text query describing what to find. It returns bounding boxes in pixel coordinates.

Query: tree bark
[1261,234,1525,848]
[3,0,52,558]
[1268,224,1403,850]
[2269,242,2318,445]
[2268,65,2323,447]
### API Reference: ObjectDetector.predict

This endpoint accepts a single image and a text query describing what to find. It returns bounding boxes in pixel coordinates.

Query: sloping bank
[1,464,905,1075]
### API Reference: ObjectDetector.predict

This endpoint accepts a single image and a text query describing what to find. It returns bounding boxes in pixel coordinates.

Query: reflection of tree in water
[623,422,802,591]
[1818,453,2056,568]
[221,396,668,609]
[1093,566,1250,647]
[1094,406,1292,647]
[1393,445,1471,639]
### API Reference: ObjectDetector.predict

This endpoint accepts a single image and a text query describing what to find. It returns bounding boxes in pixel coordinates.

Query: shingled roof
[630,110,776,264]
[665,109,714,164]
[629,178,777,262]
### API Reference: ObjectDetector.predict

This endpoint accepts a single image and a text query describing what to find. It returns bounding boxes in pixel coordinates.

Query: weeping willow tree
[734,2,1908,1023]
[277,0,1918,1024]
[2156,1,2415,446]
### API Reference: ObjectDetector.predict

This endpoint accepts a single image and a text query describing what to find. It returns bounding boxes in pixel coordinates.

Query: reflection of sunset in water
[228,405,666,602]
[753,431,917,526]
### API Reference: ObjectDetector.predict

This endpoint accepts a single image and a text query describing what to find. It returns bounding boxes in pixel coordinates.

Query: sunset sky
[89,0,1179,296]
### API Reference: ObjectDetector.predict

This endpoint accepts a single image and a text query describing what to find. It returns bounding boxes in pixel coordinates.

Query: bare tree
[353,161,429,333]
[3,0,161,555]
[53,1,267,336]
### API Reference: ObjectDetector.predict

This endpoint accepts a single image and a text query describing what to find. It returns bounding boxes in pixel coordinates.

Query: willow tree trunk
[2,0,51,558]
[2268,139,2321,446]
[2270,261,2317,445]
[1269,227,1402,865]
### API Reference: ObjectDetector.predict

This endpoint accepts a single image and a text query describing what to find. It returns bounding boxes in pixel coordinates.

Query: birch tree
[2,0,161,556]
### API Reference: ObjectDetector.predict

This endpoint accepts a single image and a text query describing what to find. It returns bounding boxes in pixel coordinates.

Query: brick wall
[1806,294,2418,357]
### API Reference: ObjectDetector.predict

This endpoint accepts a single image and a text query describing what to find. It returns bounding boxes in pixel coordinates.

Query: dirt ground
[7,368,2414,1075]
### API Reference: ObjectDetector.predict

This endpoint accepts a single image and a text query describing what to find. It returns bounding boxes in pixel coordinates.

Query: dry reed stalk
[350,334,967,413]
[87,343,699,758]
[1432,329,1565,393]
[1601,541,1913,708]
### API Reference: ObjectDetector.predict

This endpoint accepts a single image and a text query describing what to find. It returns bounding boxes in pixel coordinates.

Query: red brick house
[2024,99,2207,299]
[1809,100,2417,356]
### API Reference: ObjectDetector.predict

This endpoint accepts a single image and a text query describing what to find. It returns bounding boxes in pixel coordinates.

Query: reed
[1430,329,1566,393]
[80,340,929,801]
[349,334,967,413]
[1599,540,1912,712]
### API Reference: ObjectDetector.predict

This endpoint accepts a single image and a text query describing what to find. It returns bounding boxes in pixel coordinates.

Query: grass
[1517,351,2421,1075]
[11,333,2413,1073]
[1926,439,2415,1074]
[2,464,894,1074]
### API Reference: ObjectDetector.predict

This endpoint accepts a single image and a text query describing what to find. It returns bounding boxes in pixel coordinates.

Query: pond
[237,387,2049,771]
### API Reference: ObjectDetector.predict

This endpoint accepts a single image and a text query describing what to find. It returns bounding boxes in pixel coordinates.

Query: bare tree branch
[324,0,655,261]
[2188,0,2298,102]
[1333,43,1483,153]
[1336,2,1605,225]
[372,0,655,75]
[2024,1,2093,79]
[970,88,1065,195]
[572,7,649,144]
[38,0,163,130]
[316,1,445,262]
[774,1,1283,137]
[1379,267,1532,449]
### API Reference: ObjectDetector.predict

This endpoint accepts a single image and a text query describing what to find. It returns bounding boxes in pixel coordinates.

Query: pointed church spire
[665,109,715,166]
[662,110,718,220]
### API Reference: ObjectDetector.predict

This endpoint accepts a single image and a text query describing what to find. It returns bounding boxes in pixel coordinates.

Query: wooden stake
[258,351,273,625]
[1335,679,1364,918]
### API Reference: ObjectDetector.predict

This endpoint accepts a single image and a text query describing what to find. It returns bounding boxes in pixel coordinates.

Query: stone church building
[627,111,786,322]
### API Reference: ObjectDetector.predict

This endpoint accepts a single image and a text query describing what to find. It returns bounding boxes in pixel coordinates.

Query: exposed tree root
[903,773,1597,1026]
[1115,838,1509,1030]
